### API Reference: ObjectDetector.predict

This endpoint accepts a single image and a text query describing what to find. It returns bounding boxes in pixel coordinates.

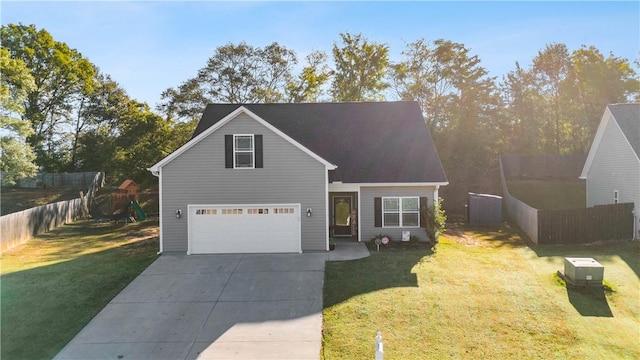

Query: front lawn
[322,224,640,359]
[0,220,159,360]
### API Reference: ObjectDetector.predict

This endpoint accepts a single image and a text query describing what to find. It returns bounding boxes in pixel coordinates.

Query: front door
[333,196,352,236]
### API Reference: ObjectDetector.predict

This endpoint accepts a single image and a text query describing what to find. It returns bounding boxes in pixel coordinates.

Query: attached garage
[187,204,301,254]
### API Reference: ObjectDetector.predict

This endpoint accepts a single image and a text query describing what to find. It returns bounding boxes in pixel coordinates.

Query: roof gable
[580,103,640,179]
[148,106,336,173]
[190,101,448,183]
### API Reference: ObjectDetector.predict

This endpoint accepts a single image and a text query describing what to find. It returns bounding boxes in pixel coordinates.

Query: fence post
[375,331,383,360]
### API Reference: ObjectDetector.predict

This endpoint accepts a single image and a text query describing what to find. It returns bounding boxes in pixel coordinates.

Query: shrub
[420,197,446,243]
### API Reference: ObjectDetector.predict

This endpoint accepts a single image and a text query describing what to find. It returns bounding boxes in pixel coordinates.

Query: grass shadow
[324,244,433,308]
[566,285,613,317]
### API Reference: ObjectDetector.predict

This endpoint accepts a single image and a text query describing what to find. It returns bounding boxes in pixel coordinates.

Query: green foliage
[1,23,96,171]
[1,23,193,186]
[0,48,37,184]
[502,43,639,155]
[331,32,389,101]
[420,198,446,243]
[286,51,332,102]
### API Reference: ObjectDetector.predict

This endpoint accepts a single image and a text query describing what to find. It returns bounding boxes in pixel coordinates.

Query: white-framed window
[382,197,420,227]
[614,190,619,204]
[234,134,254,168]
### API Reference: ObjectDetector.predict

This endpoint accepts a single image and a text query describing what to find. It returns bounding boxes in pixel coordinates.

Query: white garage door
[188,204,301,254]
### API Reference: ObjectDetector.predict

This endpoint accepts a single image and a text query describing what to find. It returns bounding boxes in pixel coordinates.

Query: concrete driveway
[55,253,328,360]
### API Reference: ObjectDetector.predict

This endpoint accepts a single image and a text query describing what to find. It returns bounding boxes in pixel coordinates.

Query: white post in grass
[375,331,384,360]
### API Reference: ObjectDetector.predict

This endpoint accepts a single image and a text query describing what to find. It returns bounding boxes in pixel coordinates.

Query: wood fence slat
[537,203,633,245]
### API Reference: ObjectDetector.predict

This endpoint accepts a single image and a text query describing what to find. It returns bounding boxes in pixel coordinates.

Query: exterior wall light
[176,209,182,218]
[306,208,312,217]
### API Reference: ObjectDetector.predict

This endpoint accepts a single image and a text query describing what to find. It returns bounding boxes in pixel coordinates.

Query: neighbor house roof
[608,103,640,158]
[191,101,448,184]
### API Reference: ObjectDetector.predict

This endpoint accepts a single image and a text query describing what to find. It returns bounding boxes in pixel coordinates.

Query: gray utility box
[564,257,604,285]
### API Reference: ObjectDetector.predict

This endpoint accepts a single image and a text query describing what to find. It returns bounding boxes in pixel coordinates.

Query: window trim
[382,196,420,228]
[233,134,255,169]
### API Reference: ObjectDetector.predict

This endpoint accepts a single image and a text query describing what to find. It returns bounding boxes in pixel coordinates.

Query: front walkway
[328,238,370,261]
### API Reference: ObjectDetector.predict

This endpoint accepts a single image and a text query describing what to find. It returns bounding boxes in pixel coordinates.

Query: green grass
[507,180,586,209]
[0,220,159,360]
[322,224,640,360]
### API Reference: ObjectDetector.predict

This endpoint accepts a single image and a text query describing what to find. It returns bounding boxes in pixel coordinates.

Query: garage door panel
[188,204,300,254]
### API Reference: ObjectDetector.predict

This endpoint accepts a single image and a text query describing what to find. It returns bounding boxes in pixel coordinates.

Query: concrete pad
[197,300,322,342]
[71,302,214,343]
[328,239,370,261]
[219,271,323,302]
[54,342,193,360]
[187,341,320,359]
[112,272,231,303]
[236,253,326,272]
[55,253,327,360]
[142,254,242,275]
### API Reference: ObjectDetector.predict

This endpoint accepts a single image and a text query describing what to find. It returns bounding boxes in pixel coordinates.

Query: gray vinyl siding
[586,117,640,215]
[160,114,327,253]
[360,186,436,242]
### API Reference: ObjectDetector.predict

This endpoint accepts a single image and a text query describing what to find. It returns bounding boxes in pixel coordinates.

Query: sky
[2,1,639,108]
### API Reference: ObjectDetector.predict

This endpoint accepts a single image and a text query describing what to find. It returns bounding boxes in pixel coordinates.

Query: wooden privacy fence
[1,198,83,251]
[1,171,99,188]
[499,157,634,244]
[537,203,634,245]
[0,172,105,252]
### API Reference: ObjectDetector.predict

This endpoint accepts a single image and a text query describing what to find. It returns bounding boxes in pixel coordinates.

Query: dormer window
[234,135,254,168]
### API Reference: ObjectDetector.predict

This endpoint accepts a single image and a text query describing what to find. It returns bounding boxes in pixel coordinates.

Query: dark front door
[333,196,352,236]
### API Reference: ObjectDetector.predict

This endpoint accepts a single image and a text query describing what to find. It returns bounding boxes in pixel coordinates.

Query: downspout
[325,168,330,251]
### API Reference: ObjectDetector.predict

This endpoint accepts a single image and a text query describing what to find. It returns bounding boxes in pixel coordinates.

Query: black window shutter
[225,135,233,168]
[420,197,428,209]
[255,135,263,168]
[374,197,382,227]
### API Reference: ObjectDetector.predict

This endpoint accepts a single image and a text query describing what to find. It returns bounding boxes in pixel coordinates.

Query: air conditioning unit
[564,257,604,285]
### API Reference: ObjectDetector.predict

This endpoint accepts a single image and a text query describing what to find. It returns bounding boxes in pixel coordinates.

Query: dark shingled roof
[608,103,640,158]
[192,101,448,183]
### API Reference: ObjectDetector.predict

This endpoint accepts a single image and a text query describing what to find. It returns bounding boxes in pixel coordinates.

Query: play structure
[111,179,146,222]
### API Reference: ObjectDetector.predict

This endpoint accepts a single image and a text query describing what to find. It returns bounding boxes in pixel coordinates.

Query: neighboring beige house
[580,103,640,239]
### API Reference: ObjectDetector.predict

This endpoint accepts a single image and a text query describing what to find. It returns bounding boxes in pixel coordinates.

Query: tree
[113,102,187,184]
[501,43,639,155]
[286,51,332,102]
[0,48,37,184]
[1,23,95,171]
[331,32,389,101]
[159,42,300,122]
[391,38,503,213]
[73,72,132,172]
[531,43,572,154]
[501,62,543,154]
[567,46,640,151]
